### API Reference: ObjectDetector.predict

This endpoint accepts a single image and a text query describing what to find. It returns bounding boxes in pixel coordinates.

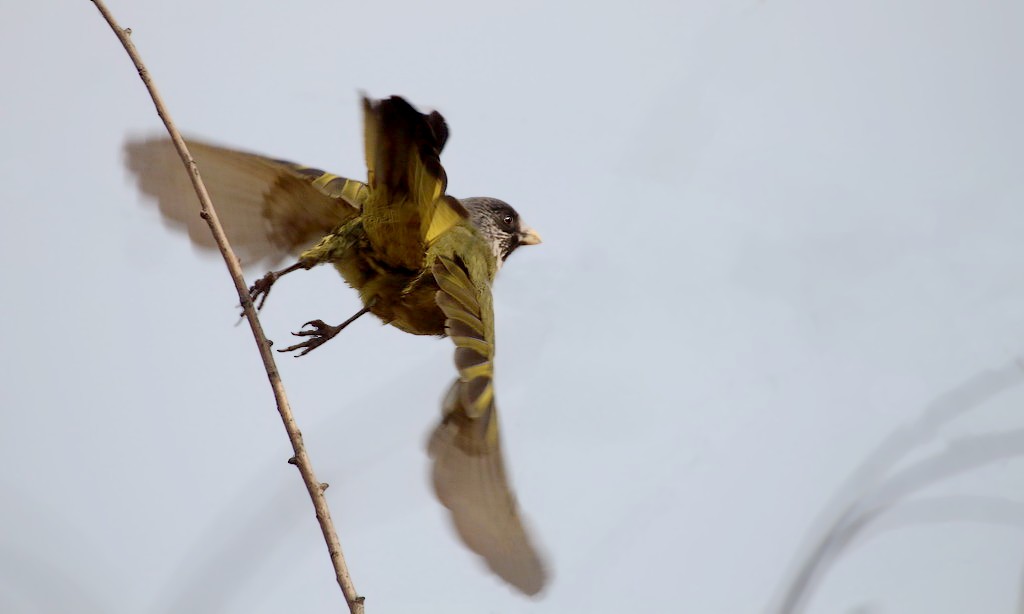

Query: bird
[124,95,548,595]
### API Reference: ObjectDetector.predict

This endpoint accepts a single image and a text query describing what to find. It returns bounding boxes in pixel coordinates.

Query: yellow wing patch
[425,196,469,244]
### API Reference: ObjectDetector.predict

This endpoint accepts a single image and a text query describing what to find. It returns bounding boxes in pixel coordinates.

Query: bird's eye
[502,215,514,227]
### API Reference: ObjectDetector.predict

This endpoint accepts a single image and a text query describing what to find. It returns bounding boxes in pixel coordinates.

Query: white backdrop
[2,1,1024,612]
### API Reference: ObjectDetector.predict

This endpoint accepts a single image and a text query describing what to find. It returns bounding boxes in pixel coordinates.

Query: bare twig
[88,2,364,611]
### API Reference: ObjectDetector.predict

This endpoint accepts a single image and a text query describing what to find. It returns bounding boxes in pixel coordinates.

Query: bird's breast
[325,219,447,336]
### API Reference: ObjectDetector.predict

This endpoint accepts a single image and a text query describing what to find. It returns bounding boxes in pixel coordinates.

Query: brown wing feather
[429,255,548,595]
[360,96,467,270]
[124,137,364,268]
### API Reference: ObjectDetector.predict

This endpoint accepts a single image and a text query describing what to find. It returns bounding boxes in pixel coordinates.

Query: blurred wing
[124,137,366,268]
[429,255,548,595]
[361,96,467,269]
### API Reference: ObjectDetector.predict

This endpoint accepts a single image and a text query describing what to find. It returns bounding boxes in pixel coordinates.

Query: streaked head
[460,197,541,265]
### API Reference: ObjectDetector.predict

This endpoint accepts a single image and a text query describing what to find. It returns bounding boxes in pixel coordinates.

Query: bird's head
[461,197,541,267]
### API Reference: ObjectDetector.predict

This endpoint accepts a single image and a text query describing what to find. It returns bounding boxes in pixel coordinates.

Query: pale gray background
[3,1,1024,612]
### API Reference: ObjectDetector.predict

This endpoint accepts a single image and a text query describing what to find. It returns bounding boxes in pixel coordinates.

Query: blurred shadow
[861,494,1024,536]
[841,494,1024,614]
[772,358,1024,614]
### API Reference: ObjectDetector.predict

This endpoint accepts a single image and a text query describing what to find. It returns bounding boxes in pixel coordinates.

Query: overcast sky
[3,1,1024,612]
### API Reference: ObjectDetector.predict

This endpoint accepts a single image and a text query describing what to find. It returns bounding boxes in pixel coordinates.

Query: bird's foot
[247,271,279,312]
[276,306,372,357]
[278,319,343,357]
[242,260,312,315]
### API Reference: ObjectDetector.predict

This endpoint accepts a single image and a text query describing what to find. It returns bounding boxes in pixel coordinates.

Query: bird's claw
[278,319,341,357]
[246,272,278,313]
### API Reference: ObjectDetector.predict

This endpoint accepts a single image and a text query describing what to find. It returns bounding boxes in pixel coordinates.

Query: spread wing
[124,137,366,268]
[429,254,548,595]
[361,96,468,270]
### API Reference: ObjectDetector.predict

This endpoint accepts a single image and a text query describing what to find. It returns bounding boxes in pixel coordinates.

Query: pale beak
[518,224,542,246]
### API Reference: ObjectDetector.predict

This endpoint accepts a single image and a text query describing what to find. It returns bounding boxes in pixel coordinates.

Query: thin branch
[88,2,364,611]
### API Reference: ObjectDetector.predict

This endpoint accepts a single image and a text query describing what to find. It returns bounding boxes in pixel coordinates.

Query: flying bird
[124,95,547,595]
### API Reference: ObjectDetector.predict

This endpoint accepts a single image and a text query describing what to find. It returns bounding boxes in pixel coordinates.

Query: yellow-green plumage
[123,95,546,595]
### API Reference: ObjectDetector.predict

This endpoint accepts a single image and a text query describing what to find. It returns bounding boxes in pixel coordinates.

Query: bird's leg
[248,259,315,312]
[278,305,373,357]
